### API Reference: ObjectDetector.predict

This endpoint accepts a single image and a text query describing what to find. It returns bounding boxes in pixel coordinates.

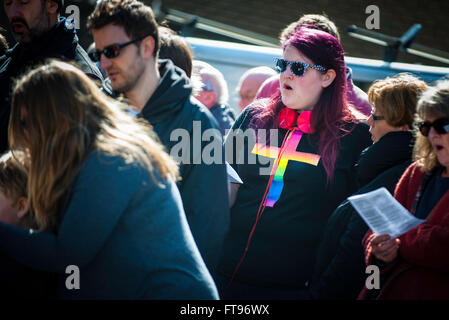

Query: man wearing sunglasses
[0,0,103,154]
[87,0,230,277]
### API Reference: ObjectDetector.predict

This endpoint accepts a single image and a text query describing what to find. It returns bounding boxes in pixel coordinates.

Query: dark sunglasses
[370,111,385,121]
[90,35,148,62]
[274,58,327,77]
[418,117,449,137]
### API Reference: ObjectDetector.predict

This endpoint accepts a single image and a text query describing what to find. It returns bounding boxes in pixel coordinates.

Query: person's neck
[442,167,449,178]
[126,62,160,113]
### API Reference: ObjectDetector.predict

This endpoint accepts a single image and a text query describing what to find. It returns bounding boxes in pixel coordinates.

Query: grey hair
[417,79,449,120]
[193,60,229,105]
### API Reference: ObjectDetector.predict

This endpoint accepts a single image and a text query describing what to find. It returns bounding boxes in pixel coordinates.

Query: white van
[187,37,449,113]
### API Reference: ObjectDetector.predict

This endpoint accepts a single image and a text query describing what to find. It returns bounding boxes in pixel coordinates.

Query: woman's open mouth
[283,83,293,91]
[12,22,26,34]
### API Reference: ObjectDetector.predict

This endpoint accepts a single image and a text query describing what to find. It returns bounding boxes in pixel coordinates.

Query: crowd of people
[0,0,448,300]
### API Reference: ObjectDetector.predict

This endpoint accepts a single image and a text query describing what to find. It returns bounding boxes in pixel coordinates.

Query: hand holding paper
[348,187,424,238]
[370,234,401,263]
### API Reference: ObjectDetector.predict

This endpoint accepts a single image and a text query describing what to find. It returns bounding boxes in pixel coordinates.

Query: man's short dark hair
[87,0,159,58]
[159,27,193,77]
[279,13,341,43]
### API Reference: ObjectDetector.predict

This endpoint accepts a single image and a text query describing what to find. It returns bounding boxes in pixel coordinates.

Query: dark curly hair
[87,0,159,58]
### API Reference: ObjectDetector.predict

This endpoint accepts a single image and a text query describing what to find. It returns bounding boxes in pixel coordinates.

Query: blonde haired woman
[0,60,217,299]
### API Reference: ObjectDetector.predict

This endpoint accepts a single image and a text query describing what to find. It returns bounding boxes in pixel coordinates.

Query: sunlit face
[279,45,329,111]
[4,0,52,43]
[426,114,449,170]
[92,24,146,94]
[195,90,216,109]
[0,191,21,226]
[367,107,400,143]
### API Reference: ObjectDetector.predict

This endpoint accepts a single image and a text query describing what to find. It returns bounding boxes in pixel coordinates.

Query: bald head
[237,66,276,110]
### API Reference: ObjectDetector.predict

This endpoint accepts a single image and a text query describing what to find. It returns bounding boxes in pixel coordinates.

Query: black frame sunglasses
[274,58,327,77]
[418,117,449,137]
[89,35,149,62]
[370,111,385,121]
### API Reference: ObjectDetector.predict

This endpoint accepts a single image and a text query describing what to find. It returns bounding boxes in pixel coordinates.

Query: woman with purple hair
[217,27,371,299]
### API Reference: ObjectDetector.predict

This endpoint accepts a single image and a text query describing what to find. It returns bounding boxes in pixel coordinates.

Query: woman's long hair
[9,60,178,232]
[249,27,354,181]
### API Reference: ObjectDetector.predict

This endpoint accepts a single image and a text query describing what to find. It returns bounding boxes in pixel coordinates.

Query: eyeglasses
[274,58,327,77]
[418,117,449,137]
[370,112,385,121]
[89,35,148,62]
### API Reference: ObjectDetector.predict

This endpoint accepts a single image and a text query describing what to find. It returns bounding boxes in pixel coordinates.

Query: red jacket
[359,162,449,300]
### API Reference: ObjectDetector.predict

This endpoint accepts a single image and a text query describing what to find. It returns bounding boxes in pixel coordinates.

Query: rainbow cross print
[251,129,320,207]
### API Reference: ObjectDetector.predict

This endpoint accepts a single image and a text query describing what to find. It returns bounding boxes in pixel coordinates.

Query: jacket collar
[356,131,414,185]
[7,17,77,62]
[140,59,192,123]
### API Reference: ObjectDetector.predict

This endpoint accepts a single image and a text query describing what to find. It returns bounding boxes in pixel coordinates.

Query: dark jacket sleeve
[397,164,449,272]
[310,162,410,299]
[224,106,252,170]
[0,252,55,298]
[0,153,144,272]
[309,199,367,299]
[362,164,419,270]
[0,152,218,299]
[177,105,230,275]
[399,219,449,272]
[74,44,104,82]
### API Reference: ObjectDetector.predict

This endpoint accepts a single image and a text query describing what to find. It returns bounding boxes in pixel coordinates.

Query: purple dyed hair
[248,26,355,181]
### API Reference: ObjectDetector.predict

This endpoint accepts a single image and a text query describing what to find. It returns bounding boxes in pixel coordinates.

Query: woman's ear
[15,197,29,219]
[321,69,336,88]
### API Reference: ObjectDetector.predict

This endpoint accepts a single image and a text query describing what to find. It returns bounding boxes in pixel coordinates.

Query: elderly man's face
[238,77,260,111]
[4,0,52,43]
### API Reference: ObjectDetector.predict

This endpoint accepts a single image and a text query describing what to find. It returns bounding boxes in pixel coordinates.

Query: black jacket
[217,103,371,298]
[209,104,236,136]
[0,252,55,299]
[0,19,103,154]
[310,131,414,300]
[137,60,230,274]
